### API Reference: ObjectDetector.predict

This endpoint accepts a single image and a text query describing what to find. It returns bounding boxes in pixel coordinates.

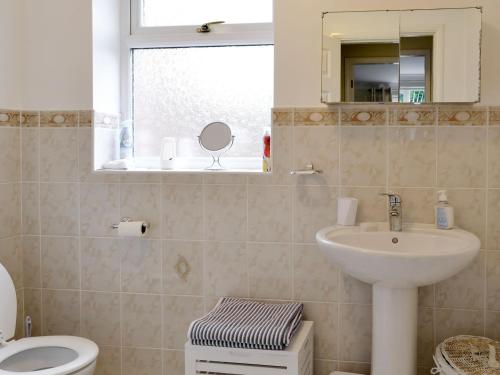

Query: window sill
[95,157,270,175]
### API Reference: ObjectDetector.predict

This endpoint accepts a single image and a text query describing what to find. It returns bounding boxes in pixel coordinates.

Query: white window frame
[120,0,274,121]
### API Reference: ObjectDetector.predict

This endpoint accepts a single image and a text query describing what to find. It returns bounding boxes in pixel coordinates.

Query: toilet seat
[0,336,98,375]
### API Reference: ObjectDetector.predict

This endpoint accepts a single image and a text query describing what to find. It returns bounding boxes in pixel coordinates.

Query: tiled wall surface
[0,110,23,339]
[0,105,499,375]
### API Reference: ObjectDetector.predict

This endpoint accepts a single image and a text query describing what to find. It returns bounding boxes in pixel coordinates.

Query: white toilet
[0,262,99,375]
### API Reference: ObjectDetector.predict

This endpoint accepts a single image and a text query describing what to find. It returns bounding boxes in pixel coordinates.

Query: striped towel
[188,298,303,350]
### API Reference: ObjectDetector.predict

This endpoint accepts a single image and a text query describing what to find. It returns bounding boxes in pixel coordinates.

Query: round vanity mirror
[198,122,235,169]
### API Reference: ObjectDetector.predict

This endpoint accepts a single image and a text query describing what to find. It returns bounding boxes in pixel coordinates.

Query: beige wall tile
[294,244,338,302]
[21,128,39,182]
[0,128,20,183]
[248,185,291,242]
[40,111,78,127]
[340,187,386,224]
[446,189,486,244]
[121,184,161,238]
[340,126,386,186]
[163,240,203,296]
[490,107,500,126]
[80,183,119,237]
[41,236,80,289]
[388,127,436,187]
[293,186,337,243]
[437,127,486,188]
[0,110,20,127]
[389,188,435,224]
[21,183,39,235]
[340,304,372,362]
[205,242,248,297]
[488,127,500,187]
[435,309,484,343]
[487,189,500,250]
[23,288,42,337]
[78,128,119,183]
[163,296,203,350]
[121,239,162,293]
[417,307,434,367]
[40,183,78,236]
[485,310,500,340]
[293,126,339,186]
[486,251,500,310]
[338,362,370,375]
[248,242,291,300]
[81,237,120,292]
[39,128,78,182]
[0,236,22,289]
[303,302,338,360]
[162,185,203,240]
[204,184,247,241]
[418,285,435,308]
[163,350,184,375]
[314,360,337,375]
[82,292,121,346]
[95,346,122,375]
[20,111,39,128]
[162,174,202,185]
[0,183,21,238]
[340,273,372,304]
[121,173,161,184]
[121,293,161,348]
[122,348,162,375]
[203,174,247,185]
[42,289,81,336]
[22,235,40,288]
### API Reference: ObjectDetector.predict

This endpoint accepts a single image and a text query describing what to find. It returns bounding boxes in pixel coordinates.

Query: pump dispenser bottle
[435,190,454,229]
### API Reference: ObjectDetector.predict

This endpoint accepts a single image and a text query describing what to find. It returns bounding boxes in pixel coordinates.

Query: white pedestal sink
[316,222,480,375]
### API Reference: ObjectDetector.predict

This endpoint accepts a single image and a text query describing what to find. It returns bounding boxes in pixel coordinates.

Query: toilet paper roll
[118,221,148,237]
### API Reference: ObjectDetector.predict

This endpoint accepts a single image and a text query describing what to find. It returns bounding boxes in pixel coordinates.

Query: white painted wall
[92,0,121,113]
[0,0,22,108]
[275,0,500,106]
[19,0,93,110]
[1,0,499,109]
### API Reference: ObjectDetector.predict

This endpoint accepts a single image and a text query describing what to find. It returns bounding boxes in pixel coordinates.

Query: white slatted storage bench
[185,321,313,375]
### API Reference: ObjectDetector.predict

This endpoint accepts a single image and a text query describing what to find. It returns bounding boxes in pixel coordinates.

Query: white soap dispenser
[435,190,454,229]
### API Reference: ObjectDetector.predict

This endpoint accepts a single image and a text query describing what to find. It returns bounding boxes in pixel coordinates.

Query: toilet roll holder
[111,217,150,231]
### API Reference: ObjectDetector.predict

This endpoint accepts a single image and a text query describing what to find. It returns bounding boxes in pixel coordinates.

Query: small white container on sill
[185,321,313,375]
[337,197,358,226]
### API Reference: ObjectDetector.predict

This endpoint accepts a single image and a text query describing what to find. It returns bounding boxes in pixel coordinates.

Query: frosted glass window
[132,45,274,158]
[142,0,272,27]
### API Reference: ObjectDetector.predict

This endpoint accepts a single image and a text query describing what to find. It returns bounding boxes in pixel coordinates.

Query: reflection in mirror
[322,8,482,104]
[400,8,481,103]
[322,11,400,103]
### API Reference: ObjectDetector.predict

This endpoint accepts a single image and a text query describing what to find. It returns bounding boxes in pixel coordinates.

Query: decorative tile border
[40,111,78,127]
[0,110,20,127]
[20,111,40,128]
[293,108,338,126]
[340,107,387,126]
[390,106,436,126]
[438,107,487,126]
[490,107,500,126]
[272,109,293,127]
[94,112,120,129]
[79,110,93,128]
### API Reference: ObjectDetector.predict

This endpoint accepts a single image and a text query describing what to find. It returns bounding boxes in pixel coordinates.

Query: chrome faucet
[380,193,402,232]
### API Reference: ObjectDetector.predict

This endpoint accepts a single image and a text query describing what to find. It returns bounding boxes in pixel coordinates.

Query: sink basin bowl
[316,222,480,375]
[316,222,480,288]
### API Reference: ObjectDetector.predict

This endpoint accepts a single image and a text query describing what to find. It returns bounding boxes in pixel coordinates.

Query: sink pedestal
[372,285,418,375]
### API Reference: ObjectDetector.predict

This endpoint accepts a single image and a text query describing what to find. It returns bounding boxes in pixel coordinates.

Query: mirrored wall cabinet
[321,8,482,104]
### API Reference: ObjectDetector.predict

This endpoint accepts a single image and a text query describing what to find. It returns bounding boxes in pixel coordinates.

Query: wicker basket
[433,335,500,375]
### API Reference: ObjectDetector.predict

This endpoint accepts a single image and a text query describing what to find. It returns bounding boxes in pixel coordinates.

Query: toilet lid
[0,262,16,342]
